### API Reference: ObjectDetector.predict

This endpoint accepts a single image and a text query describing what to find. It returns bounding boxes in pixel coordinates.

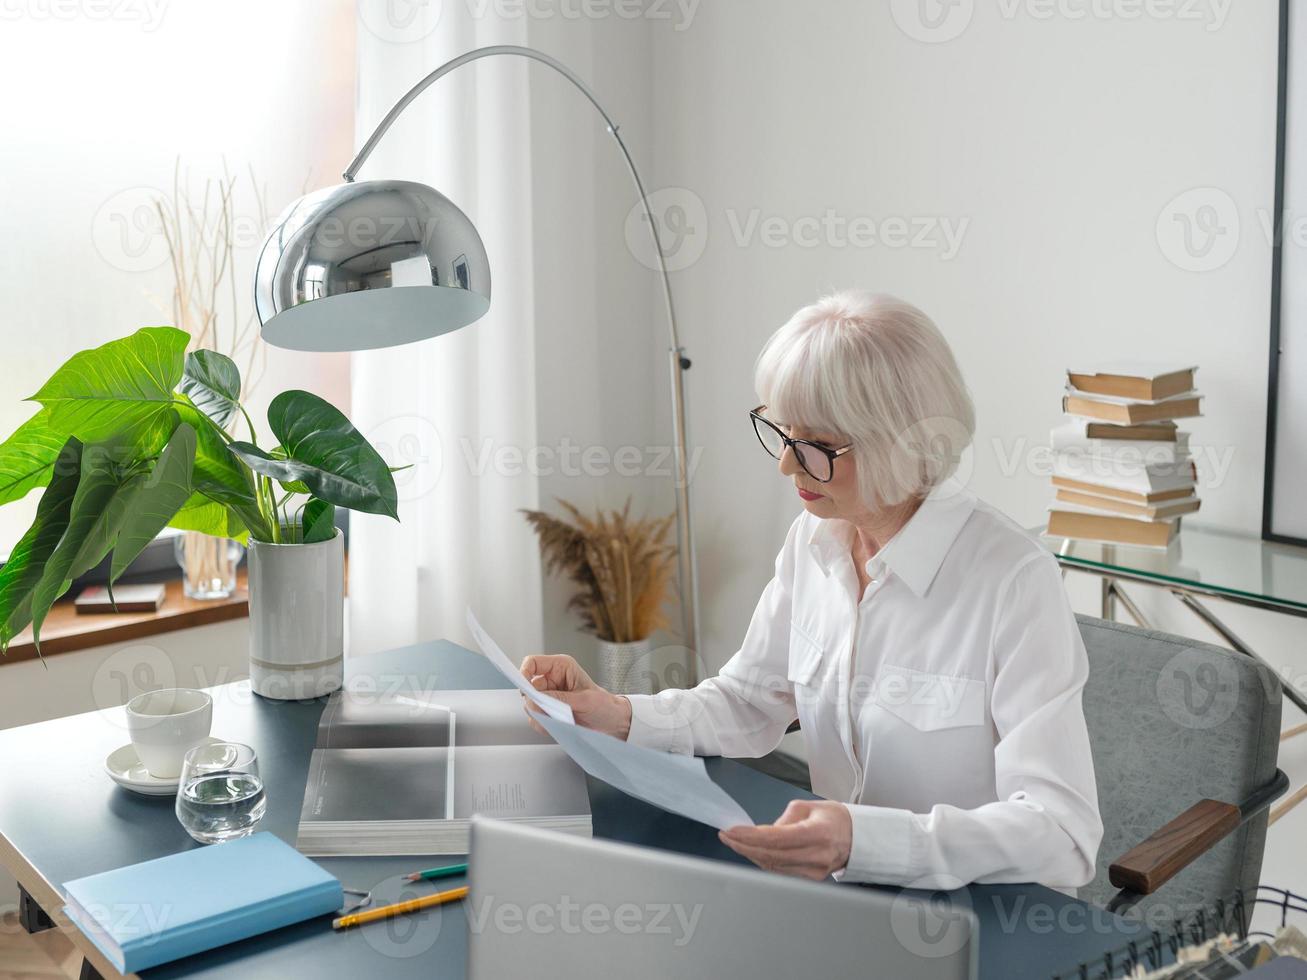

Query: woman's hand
[520,654,634,740]
[718,800,853,880]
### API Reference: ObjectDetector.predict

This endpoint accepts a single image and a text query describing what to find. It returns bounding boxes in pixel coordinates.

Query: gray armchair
[1077,615,1287,918]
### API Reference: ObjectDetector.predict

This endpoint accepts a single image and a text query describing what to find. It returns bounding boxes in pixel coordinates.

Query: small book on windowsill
[74,583,166,614]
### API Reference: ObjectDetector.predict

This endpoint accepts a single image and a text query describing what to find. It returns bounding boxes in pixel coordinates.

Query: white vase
[246,530,344,701]
[595,637,655,696]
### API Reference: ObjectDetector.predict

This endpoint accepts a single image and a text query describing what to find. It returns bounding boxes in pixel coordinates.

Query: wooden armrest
[1108,798,1240,895]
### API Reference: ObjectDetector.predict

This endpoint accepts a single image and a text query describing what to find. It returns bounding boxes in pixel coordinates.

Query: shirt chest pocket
[787,622,826,687]
[871,663,987,731]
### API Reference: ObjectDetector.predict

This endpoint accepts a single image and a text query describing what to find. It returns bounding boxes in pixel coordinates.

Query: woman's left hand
[718,799,853,880]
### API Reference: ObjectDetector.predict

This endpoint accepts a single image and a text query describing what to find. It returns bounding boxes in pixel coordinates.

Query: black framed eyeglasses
[749,405,853,483]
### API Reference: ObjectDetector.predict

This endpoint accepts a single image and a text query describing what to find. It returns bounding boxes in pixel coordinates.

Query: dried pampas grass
[522,499,676,643]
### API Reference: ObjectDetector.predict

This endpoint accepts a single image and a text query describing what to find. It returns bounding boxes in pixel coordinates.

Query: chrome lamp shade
[257,44,702,674]
[254,179,491,352]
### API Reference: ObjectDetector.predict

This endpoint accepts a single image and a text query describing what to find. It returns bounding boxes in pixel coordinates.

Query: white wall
[523,14,669,662]
[0,0,358,551]
[641,0,1306,702]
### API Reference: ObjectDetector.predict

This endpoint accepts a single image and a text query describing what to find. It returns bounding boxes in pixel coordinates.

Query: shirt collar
[806,478,977,597]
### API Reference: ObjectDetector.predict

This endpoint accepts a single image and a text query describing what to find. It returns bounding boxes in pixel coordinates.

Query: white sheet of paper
[465,608,575,724]
[536,713,756,831]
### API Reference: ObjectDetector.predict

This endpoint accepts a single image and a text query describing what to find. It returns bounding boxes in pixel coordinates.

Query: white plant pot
[595,637,655,696]
[247,530,344,701]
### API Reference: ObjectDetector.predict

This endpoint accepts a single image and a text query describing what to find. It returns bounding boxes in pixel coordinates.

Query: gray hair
[754,291,975,508]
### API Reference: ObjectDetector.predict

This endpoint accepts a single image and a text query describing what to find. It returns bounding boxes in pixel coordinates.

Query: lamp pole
[344,45,701,681]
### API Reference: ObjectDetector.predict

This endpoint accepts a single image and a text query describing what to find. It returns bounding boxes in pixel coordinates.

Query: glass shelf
[1037,524,1307,615]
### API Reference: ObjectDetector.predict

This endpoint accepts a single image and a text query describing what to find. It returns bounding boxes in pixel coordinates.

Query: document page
[466,607,755,831]
[466,609,574,723]
[536,713,755,831]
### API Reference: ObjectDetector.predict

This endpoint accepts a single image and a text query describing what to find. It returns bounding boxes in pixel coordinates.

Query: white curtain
[348,2,544,659]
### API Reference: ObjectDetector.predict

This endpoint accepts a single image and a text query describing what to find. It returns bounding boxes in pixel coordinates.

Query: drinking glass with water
[175,742,267,844]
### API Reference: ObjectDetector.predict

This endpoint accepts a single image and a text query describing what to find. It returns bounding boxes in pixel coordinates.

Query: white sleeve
[840,553,1104,890]
[624,516,802,758]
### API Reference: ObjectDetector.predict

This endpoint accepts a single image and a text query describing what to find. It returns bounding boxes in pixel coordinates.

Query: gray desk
[0,641,1148,979]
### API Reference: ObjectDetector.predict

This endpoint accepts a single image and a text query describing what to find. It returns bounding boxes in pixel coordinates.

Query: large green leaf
[180,350,242,432]
[175,402,248,498]
[301,499,336,543]
[243,390,397,518]
[25,443,138,644]
[0,408,65,506]
[171,400,267,538]
[0,439,82,653]
[28,326,187,448]
[169,494,248,543]
[110,423,197,584]
[227,442,333,506]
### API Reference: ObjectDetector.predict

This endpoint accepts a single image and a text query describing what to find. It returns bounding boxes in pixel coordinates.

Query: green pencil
[403,862,469,882]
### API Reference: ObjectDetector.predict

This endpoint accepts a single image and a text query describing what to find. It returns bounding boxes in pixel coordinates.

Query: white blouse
[625,480,1103,891]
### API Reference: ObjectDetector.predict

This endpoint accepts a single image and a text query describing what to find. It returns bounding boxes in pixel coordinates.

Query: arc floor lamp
[254,45,701,679]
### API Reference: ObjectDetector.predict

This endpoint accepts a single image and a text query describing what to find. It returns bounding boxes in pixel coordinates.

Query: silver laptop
[467,817,977,979]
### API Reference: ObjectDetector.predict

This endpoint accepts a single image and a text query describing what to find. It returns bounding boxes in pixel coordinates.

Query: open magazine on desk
[296,687,592,856]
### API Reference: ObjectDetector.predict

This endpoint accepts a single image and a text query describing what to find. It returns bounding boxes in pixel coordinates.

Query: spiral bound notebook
[296,688,592,856]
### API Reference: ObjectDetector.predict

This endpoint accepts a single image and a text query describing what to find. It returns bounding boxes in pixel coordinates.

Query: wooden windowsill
[2,572,251,665]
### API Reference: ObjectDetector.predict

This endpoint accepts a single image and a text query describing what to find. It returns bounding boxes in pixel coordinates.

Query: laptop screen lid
[466,816,977,980]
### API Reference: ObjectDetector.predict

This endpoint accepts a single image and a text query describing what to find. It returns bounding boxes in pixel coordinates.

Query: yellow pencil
[332,885,469,930]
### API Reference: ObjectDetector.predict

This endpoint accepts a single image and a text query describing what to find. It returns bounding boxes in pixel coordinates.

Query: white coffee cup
[125,688,213,779]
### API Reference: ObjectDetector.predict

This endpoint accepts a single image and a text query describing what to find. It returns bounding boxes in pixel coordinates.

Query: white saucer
[105,737,224,796]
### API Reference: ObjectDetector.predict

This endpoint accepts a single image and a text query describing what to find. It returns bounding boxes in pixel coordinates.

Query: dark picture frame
[1264,0,1307,547]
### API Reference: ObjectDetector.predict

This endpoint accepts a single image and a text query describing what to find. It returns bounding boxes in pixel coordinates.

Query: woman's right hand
[520,654,634,740]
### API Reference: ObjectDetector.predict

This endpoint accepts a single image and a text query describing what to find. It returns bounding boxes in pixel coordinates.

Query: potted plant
[0,326,398,700]
[522,499,675,695]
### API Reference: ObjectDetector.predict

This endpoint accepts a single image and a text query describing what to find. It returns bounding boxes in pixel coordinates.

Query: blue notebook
[62,832,342,974]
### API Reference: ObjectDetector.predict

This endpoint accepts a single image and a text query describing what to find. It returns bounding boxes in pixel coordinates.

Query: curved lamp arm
[347,44,701,672]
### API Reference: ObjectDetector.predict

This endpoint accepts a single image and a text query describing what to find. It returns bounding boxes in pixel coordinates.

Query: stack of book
[1046,363,1202,548]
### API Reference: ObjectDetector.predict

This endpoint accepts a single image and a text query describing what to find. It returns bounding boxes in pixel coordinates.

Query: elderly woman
[522,291,1102,891]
